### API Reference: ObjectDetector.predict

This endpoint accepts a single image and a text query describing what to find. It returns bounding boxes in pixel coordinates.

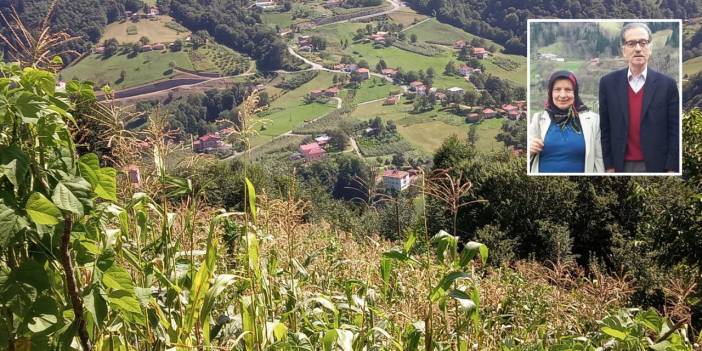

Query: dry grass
[100,16,191,44]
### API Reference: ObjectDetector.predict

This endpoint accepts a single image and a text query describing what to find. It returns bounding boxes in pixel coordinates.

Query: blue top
[539,122,586,173]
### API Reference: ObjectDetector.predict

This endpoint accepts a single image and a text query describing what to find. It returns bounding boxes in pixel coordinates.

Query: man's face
[622,27,651,70]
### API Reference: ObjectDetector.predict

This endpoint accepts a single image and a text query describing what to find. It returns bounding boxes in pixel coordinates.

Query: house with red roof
[356,68,370,79]
[453,40,466,49]
[193,133,222,152]
[466,112,480,123]
[384,95,400,105]
[310,89,325,98]
[325,87,340,97]
[482,108,496,119]
[381,68,397,77]
[502,104,518,113]
[458,64,474,76]
[472,47,488,59]
[383,169,410,191]
[299,142,326,161]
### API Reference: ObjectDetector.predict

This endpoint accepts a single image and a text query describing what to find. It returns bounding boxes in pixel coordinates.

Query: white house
[383,169,410,191]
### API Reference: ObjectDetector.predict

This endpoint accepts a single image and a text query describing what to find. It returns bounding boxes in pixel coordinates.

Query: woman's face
[551,78,575,110]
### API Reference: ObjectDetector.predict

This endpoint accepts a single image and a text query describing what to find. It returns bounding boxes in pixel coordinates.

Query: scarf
[544,70,588,134]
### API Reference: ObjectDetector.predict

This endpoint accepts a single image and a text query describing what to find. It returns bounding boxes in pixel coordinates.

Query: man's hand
[606,168,616,173]
[530,138,544,155]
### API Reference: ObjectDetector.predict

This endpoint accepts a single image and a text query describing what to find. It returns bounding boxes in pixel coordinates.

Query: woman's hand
[530,138,544,155]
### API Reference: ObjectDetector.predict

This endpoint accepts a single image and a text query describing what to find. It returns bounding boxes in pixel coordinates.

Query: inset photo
[527,20,682,175]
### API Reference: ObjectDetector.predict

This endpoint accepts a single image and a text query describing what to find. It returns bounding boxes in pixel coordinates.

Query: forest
[164,0,294,70]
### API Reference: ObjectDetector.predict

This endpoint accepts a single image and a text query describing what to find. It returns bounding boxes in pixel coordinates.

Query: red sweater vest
[625,85,644,161]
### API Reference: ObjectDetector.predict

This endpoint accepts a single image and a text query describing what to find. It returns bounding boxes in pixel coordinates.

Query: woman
[529,70,604,173]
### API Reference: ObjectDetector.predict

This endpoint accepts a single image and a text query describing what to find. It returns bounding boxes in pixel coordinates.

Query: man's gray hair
[620,22,652,45]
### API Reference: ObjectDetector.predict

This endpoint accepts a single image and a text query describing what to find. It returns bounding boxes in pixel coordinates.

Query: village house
[502,104,518,113]
[381,68,397,77]
[344,64,359,73]
[152,43,165,50]
[325,0,343,7]
[472,47,488,59]
[415,85,427,95]
[482,108,496,119]
[94,46,105,54]
[466,112,480,123]
[409,81,424,91]
[356,68,370,79]
[147,6,159,18]
[141,44,153,52]
[324,87,340,97]
[333,63,347,71]
[453,40,466,49]
[315,134,331,146]
[447,87,465,94]
[513,100,526,110]
[193,133,222,152]
[298,35,311,46]
[507,110,520,120]
[255,1,277,9]
[299,142,326,161]
[434,92,447,101]
[458,64,474,76]
[310,89,325,98]
[383,169,410,191]
[384,95,400,105]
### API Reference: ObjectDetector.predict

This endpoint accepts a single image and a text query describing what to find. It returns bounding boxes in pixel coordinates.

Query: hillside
[402,0,701,55]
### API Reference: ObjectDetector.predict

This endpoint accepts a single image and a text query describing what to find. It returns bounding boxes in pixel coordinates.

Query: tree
[171,39,183,51]
[392,152,406,167]
[311,36,327,51]
[410,33,417,43]
[444,61,456,75]
[358,59,369,69]
[378,58,387,70]
[426,67,435,78]
[118,70,126,83]
[103,38,119,57]
[326,129,349,151]
[168,60,176,73]
[139,36,150,45]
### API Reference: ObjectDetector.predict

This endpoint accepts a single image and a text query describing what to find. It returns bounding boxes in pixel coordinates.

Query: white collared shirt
[627,66,648,93]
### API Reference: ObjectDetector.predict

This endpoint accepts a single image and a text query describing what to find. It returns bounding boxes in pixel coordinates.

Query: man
[598,22,679,173]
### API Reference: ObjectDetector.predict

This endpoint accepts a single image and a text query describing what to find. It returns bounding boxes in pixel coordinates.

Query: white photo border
[526,18,683,177]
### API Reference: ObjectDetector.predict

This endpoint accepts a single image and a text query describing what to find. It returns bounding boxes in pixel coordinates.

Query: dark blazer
[598,68,679,172]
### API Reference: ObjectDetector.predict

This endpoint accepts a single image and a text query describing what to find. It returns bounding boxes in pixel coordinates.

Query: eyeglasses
[623,39,650,48]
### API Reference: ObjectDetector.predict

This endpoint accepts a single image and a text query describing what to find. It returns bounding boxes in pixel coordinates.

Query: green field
[387,9,428,27]
[684,56,702,77]
[352,78,401,103]
[101,16,190,44]
[61,51,194,89]
[261,12,296,28]
[250,71,345,147]
[404,18,504,50]
[350,99,503,153]
[398,118,502,153]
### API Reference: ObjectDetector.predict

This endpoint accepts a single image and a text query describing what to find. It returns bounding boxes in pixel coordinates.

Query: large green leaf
[0,204,29,246]
[25,192,62,225]
[101,266,135,292]
[78,153,116,201]
[26,296,59,334]
[0,145,30,190]
[52,182,84,216]
[430,271,470,303]
[459,242,488,267]
[83,286,108,328]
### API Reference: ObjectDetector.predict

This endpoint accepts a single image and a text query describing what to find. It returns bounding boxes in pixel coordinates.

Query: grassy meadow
[100,15,191,44]
[350,99,503,153]
[61,50,193,89]
[251,71,345,146]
